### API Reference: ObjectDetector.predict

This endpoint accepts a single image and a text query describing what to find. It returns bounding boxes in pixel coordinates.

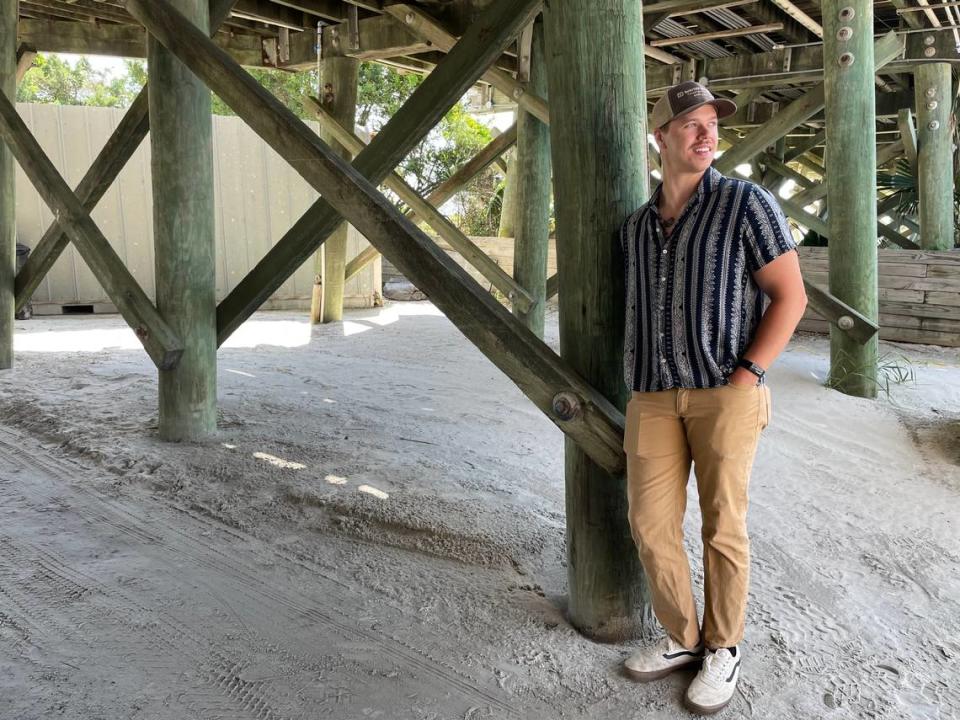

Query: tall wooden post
[824,0,878,398]
[498,113,518,239]
[312,56,359,324]
[915,63,954,251]
[0,2,14,370]
[513,19,551,337]
[149,0,217,439]
[544,0,649,640]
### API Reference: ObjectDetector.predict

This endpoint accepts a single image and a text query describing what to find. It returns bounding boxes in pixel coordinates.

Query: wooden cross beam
[14,0,239,314]
[383,4,550,125]
[345,123,518,281]
[802,280,878,345]
[126,0,627,475]
[308,97,535,313]
[714,31,903,174]
[214,0,542,346]
[0,93,183,369]
[15,44,36,83]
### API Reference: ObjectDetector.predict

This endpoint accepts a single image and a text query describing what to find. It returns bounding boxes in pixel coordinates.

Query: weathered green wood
[803,280,877,344]
[321,15,431,60]
[309,98,534,312]
[544,0,649,641]
[897,108,918,170]
[498,148,518,239]
[410,124,517,226]
[315,55,359,324]
[0,93,183,370]
[214,0,539,345]
[150,0,217,440]
[16,45,36,84]
[915,63,954,251]
[344,245,379,283]
[824,0,878,398]
[513,20,551,338]
[15,0,237,316]
[713,31,902,175]
[790,139,905,206]
[784,129,826,162]
[383,4,551,125]
[0,3,14,370]
[127,0,628,476]
[18,17,265,66]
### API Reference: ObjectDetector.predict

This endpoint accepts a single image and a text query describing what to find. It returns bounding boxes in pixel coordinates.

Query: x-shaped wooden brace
[10,0,242,368]
[126,0,627,475]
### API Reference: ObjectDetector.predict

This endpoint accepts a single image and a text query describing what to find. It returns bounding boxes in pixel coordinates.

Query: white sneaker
[684,646,742,715]
[624,635,704,682]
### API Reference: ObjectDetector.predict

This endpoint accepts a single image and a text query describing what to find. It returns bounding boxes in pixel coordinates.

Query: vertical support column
[313,56,359,324]
[544,0,649,640]
[149,0,217,440]
[513,19,551,337]
[498,111,518,239]
[0,2,14,370]
[824,0,878,398]
[915,62,954,251]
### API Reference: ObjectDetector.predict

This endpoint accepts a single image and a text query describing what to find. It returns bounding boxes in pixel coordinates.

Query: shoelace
[701,650,734,685]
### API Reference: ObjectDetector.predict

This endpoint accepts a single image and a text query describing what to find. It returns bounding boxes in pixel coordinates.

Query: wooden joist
[127,0,628,475]
[308,97,535,313]
[383,4,550,125]
[715,31,903,174]
[0,92,183,370]
[213,0,540,345]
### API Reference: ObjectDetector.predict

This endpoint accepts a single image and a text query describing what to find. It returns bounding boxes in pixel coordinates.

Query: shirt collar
[649,166,722,216]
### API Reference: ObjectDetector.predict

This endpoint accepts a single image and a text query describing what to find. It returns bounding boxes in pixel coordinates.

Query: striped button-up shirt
[621,167,796,392]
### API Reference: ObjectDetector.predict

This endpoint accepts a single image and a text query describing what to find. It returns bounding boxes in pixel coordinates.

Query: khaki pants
[624,385,771,649]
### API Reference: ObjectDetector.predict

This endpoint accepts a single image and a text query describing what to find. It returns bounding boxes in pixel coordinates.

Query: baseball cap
[650,80,737,130]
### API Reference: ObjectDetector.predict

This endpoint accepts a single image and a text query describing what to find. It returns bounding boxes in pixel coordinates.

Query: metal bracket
[782,47,792,73]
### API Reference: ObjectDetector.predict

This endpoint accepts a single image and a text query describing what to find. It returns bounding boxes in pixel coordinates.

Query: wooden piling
[823,0,878,398]
[149,0,217,439]
[915,62,954,251]
[543,0,649,640]
[513,20,551,337]
[313,55,359,324]
[0,2,14,370]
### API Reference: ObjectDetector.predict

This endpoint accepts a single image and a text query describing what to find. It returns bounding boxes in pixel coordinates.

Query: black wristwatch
[737,357,765,380]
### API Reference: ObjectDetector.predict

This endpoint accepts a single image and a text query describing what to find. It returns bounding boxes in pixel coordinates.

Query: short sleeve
[742,184,796,273]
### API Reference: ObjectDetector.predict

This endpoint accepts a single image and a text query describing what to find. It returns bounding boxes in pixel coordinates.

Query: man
[620,81,807,715]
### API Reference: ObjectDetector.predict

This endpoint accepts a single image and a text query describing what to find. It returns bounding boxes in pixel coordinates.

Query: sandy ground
[0,303,957,720]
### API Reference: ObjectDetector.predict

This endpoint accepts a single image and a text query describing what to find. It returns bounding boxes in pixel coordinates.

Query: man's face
[655,104,719,175]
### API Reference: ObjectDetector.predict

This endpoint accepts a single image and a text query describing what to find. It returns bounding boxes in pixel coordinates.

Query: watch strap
[737,358,765,379]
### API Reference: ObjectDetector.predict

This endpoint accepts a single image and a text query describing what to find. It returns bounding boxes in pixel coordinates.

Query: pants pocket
[760,386,772,430]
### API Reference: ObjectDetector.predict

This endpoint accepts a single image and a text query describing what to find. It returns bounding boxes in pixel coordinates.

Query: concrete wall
[15,103,380,314]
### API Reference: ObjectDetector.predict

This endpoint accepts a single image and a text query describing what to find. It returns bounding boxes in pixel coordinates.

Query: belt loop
[676,388,684,417]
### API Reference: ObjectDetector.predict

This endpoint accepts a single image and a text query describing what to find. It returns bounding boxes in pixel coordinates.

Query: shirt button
[660,276,666,282]
[661,249,667,255]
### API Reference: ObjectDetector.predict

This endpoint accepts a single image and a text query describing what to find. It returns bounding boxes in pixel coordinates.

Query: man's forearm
[743,295,808,370]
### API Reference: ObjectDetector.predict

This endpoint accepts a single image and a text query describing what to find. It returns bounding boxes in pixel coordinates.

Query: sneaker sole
[683,695,733,715]
[624,657,702,682]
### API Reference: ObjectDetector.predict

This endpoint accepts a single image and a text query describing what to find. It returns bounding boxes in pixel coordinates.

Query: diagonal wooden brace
[715,31,903,174]
[308,98,535,313]
[214,0,541,346]
[14,0,239,314]
[382,4,550,126]
[0,94,183,370]
[127,0,627,475]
